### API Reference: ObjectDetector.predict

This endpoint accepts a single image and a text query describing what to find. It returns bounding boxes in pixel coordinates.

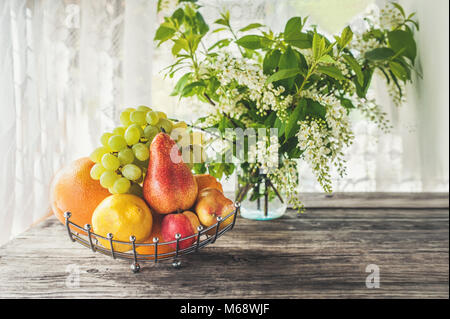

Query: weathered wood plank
[225,192,450,209]
[0,207,448,299]
[297,192,449,209]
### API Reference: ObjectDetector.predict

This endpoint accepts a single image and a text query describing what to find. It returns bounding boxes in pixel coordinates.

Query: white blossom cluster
[202,53,293,122]
[335,58,356,95]
[352,95,392,132]
[383,70,407,106]
[349,35,383,59]
[379,3,405,30]
[347,3,408,106]
[296,90,354,192]
[248,134,280,174]
[349,3,405,59]
[269,159,305,213]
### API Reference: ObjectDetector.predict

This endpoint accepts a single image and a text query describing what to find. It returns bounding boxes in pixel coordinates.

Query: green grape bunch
[88,105,205,197]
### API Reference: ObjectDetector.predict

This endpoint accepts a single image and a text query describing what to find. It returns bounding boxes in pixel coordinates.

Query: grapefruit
[50,157,110,229]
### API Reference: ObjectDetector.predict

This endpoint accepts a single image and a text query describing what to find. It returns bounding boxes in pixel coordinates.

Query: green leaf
[307,100,327,120]
[193,163,207,174]
[342,54,364,86]
[318,55,335,64]
[285,99,306,139]
[235,35,265,50]
[195,12,210,35]
[183,3,196,18]
[395,57,412,79]
[171,38,189,55]
[278,46,298,69]
[316,65,346,81]
[181,81,205,97]
[406,18,419,31]
[340,97,355,110]
[286,33,311,49]
[367,29,385,41]
[284,17,303,36]
[239,23,264,32]
[295,51,308,72]
[264,112,277,127]
[266,68,301,84]
[391,3,406,17]
[206,76,221,99]
[388,30,417,63]
[171,73,192,96]
[354,68,374,98]
[212,27,227,33]
[274,117,285,138]
[154,25,175,44]
[186,33,202,52]
[263,49,281,74]
[339,26,353,49]
[284,17,311,49]
[312,32,323,60]
[280,136,302,158]
[365,47,395,61]
[388,69,403,97]
[172,8,184,24]
[208,38,231,51]
[389,61,408,81]
[214,18,228,26]
[278,46,300,89]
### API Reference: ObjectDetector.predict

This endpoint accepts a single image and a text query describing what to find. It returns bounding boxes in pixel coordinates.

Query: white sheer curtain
[0,0,448,246]
[0,0,155,245]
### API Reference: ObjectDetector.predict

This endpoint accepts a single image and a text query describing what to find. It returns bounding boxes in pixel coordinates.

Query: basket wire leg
[64,212,75,242]
[172,234,181,269]
[231,203,240,230]
[153,237,159,264]
[85,224,96,253]
[195,226,204,252]
[107,233,116,259]
[130,235,140,273]
[210,216,222,244]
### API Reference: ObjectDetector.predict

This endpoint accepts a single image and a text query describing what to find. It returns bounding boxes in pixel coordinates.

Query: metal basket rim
[63,201,240,271]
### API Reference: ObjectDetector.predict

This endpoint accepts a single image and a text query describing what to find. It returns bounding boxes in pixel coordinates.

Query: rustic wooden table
[0,193,448,299]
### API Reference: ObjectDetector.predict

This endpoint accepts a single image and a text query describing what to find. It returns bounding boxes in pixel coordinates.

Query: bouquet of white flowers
[155,1,419,216]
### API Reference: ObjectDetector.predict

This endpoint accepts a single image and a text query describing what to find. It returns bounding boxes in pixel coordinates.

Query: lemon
[92,194,153,252]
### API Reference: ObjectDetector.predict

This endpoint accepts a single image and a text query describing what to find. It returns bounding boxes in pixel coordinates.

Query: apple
[161,211,201,250]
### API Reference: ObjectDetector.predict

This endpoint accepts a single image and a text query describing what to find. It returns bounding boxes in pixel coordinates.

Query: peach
[161,211,200,250]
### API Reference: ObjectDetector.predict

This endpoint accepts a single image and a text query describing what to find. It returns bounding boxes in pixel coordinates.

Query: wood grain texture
[0,206,448,299]
[297,192,449,209]
[224,192,450,209]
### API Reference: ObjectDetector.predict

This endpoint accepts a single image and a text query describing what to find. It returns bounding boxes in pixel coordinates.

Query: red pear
[143,132,198,214]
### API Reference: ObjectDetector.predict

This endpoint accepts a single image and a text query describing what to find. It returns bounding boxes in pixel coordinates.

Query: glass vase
[236,172,288,221]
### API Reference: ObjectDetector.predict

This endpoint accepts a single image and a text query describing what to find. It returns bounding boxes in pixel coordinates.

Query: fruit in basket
[50,157,111,228]
[194,174,224,193]
[161,211,201,250]
[143,132,198,214]
[136,213,176,257]
[88,107,181,197]
[92,194,153,252]
[195,188,235,234]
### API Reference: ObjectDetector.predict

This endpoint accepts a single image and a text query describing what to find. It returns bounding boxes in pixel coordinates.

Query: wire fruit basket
[63,202,240,273]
